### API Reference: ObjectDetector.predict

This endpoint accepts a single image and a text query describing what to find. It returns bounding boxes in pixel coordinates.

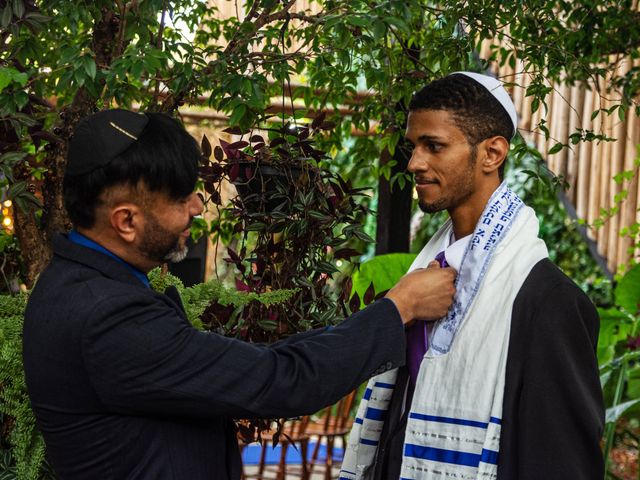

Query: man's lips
[415,179,439,187]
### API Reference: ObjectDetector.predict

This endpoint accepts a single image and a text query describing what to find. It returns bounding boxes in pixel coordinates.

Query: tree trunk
[14,8,121,286]
[375,146,412,254]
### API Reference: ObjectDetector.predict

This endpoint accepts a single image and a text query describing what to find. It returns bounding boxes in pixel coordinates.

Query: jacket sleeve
[82,295,406,419]
[499,267,604,479]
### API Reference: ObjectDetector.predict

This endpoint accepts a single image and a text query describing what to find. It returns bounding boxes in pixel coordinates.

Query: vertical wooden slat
[543,80,557,170]
[588,85,602,238]
[606,58,631,272]
[566,85,583,204]
[617,113,639,268]
[597,83,613,260]
[576,84,594,220]
[552,83,571,177]
[519,71,534,133]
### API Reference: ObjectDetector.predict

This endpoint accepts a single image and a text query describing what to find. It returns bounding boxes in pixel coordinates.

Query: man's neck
[448,180,501,239]
[75,227,156,273]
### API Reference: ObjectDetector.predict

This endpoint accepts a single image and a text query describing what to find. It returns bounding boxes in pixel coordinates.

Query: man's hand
[385,261,456,325]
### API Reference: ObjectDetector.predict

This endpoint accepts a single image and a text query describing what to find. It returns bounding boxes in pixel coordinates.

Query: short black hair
[409,73,513,177]
[64,112,200,228]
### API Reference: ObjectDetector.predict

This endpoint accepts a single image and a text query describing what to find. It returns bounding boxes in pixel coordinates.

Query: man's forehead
[405,109,464,140]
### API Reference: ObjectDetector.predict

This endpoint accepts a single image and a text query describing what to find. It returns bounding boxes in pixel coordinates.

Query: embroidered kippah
[453,71,518,138]
[66,109,149,176]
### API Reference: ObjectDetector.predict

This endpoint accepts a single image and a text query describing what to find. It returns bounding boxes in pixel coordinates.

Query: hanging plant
[199,111,373,345]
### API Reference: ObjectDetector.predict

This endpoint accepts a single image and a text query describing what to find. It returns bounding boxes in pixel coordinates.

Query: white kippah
[453,71,518,138]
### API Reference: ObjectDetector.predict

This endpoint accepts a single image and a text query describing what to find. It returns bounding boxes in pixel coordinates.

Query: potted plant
[198,113,374,442]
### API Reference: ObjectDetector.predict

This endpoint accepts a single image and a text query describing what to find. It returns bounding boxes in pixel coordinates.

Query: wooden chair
[241,417,311,480]
[306,391,357,480]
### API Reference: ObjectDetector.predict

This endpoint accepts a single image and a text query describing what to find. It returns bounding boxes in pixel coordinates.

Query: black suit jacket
[372,259,604,479]
[23,234,406,479]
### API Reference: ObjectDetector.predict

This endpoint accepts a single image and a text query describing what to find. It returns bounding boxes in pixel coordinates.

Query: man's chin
[419,200,447,214]
[163,246,189,263]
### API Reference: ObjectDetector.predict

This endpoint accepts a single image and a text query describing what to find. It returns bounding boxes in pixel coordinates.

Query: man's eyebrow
[416,134,446,142]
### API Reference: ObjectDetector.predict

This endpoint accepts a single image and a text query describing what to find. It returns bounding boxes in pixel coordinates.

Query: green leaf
[82,56,96,80]
[228,103,247,126]
[371,20,386,39]
[615,264,640,315]
[0,151,27,164]
[14,91,28,109]
[606,399,640,423]
[351,253,417,302]
[385,16,409,31]
[24,11,51,23]
[12,0,24,18]
[347,15,369,28]
[0,67,27,92]
[245,221,266,231]
[1,3,12,28]
[352,229,374,243]
[0,69,13,92]
[548,142,564,155]
[257,319,278,331]
[6,181,26,199]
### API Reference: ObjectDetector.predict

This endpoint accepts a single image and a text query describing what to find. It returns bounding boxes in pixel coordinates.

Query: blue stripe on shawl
[354,417,363,424]
[364,407,387,421]
[480,448,499,465]
[490,417,502,424]
[404,444,500,467]
[404,444,481,467]
[363,388,372,400]
[374,381,395,389]
[408,413,488,429]
[360,438,379,446]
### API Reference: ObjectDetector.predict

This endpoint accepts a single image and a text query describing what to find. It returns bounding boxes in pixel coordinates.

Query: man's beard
[141,212,190,264]
[418,146,477,214]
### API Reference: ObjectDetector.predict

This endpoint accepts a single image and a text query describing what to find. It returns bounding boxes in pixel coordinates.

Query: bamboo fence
[480,42,640,274]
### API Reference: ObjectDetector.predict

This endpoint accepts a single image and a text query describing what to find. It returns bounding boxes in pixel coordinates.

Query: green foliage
[596,264,640,474]
[147,267,297,331]
[198,122,372,342]
[350,253,417,306]
[0,294,47,480]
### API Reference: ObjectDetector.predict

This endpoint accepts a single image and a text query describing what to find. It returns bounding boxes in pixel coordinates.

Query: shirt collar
[68,230,150,288]
[440,231,472,272]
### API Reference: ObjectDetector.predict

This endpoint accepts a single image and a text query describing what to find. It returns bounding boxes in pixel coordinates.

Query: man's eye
[427,143,442,152]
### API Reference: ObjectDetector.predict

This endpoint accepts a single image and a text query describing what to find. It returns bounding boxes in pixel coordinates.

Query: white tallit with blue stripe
[340,183,548,479]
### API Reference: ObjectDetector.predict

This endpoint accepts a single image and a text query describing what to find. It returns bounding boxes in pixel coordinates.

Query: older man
[23,109,456,479]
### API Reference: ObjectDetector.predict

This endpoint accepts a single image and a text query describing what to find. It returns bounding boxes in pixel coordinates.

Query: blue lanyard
[68,230,150,288]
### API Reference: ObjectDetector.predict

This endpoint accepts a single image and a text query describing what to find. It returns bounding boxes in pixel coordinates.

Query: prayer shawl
[340,183,548,480]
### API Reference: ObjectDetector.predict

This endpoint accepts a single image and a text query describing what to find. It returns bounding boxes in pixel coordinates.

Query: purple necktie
[406,251,448,388]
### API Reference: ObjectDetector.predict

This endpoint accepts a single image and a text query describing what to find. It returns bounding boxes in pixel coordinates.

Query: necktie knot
[434,250,448,268]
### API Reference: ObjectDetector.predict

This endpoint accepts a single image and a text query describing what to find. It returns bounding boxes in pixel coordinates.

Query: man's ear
[109,203,142,244]
[480,136,509,174]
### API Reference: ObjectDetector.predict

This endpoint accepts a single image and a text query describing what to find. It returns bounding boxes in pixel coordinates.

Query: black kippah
[66,109,150,176]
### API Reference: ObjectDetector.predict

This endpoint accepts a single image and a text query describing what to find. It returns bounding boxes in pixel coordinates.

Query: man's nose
[190,192,204,216]
[407,150,426,174]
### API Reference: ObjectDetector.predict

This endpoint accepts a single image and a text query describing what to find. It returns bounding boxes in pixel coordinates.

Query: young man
[22,109,457,479]
[341,72,604,479]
